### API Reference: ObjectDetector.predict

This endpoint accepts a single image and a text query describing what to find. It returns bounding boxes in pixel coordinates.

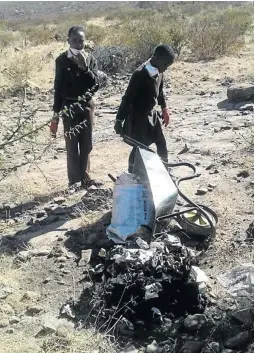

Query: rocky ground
[0,43,253,353]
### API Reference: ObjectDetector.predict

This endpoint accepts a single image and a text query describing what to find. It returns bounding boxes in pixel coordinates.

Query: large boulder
[227,84,254,103]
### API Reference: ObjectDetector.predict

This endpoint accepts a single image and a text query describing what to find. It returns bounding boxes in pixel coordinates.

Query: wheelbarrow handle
[165,162,198,185]
[123,135,199,184]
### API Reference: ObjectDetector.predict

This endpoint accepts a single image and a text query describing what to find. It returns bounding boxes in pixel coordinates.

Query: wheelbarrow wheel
[176,204,218,239]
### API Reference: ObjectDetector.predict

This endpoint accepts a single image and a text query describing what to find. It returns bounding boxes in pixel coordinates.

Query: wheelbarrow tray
[133,147,178,231]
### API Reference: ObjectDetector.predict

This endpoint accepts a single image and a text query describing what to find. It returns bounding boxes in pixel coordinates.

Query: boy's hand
[114,120,123,135]
[50,113,59,138]
[162,108,170,127]
[75,52,88,71]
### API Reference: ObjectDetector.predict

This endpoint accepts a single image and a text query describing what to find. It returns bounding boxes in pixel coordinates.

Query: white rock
[191,266,209,283]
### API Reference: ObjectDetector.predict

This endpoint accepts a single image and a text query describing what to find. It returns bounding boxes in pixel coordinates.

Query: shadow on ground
[0,188,69,221]
[0,188,113,255]
[217,99,253,111]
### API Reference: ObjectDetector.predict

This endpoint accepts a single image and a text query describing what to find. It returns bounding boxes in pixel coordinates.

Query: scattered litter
[135,237,150,250]
[218,264,254,298]
[60,303,76,319]
[145,283,162,300]
[191,266,209,293]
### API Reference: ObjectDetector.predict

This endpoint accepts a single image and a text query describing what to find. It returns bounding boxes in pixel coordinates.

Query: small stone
[0,303,15,315]
[57,236,64,241]
[56,256,67,263]
[0,318,9,328]
[88,185,98,191]
[180,341,204,353]
[208,183,217,189]
[56,325,69,337]
[9,316,20,324]
[43,277,51,284]
[6,328,14,333]
[206,164,214,170]
[22,291,41,301]
[203,342,220,353]
[17,250,31,262]
[0,285,13,300]
[36,211,46,219]
[52,206,68,215]
[224,331,251,349]
[53,197,66,205]
[41,215,59,225]
[57,280,66,286]
[146,340,158,353]
[178,144,189,155]
[231,308,253,326]
[61,270,70,275]
[37,315,58,336]
[26,305,44,315]
[237,170,249,178]
[184,314,208,331]
[44,205,53,212]
[196,187,208,195]
[209,169,219,174]
[30,249,50,257]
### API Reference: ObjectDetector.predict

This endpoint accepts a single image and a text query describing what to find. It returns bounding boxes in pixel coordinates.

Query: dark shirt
[116,64,166,122]
[53,51,99,113]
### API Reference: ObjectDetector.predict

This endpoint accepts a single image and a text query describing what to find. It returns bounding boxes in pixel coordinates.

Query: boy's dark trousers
[126,111,168,173]
[63,100,94,186]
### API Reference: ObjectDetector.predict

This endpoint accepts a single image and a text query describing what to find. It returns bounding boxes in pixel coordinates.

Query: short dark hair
[153,45,177,63]
[68,26,85,37]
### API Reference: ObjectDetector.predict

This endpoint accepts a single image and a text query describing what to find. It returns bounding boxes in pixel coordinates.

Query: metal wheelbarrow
[124,135,218,240]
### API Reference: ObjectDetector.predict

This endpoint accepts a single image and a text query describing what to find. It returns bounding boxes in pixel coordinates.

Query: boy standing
[50,26,101,189]
[114,45,176,172]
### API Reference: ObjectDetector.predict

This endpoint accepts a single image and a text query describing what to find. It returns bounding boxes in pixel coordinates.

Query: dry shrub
[3,52,43,91]
[115,20,187,65]
[105,7,156,22]
[22,24,54,46]
[188,7,253,60]
[86,24,107,45]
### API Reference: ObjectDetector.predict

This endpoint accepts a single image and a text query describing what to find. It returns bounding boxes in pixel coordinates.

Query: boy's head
[150,45,177,73]
[67,26,85,50]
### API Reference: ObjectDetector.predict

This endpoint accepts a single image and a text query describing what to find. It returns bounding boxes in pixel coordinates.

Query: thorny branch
[0,83,99,180]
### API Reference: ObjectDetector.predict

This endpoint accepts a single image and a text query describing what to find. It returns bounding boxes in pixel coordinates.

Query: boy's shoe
[81,178,103,189]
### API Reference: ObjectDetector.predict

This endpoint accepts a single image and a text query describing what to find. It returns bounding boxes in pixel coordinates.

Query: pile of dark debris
[64,224,254,353]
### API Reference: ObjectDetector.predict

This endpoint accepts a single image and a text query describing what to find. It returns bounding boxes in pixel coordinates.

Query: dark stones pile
[84,233,207,336]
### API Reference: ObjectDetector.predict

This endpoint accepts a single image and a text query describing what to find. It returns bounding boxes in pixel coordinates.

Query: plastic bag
[106,173,153,243]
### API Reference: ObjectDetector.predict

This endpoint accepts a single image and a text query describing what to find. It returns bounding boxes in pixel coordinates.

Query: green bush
[188,7,253,60]
[115,19,187,64]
